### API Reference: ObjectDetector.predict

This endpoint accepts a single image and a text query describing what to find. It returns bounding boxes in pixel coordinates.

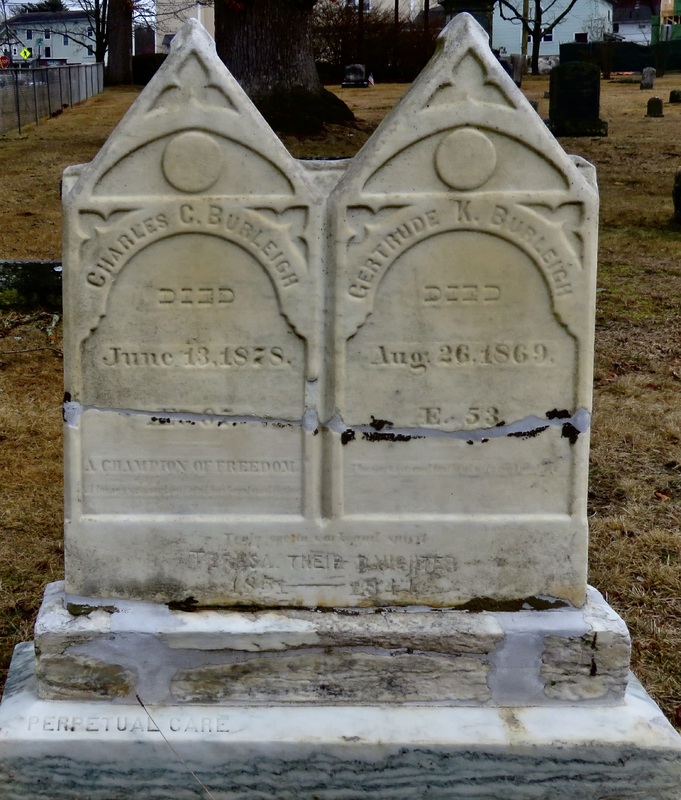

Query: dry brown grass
[0,76,680,725]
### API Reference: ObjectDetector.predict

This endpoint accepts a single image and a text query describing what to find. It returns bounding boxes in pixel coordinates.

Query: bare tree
[214,0,353,133]
[104,0,131,82]
[497,0,581,74]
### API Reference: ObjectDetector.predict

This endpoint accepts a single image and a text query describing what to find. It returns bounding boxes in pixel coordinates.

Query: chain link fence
[0,63,104,136]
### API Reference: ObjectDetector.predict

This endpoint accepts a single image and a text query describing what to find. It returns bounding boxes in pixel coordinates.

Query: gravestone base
[1,642,680,800]
[35,582,631,707]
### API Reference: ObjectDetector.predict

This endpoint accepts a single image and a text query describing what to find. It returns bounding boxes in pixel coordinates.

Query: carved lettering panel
[326,17,598,606]
[80,231,305,417]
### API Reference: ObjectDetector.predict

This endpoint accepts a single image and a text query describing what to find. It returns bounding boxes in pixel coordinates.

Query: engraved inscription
[158,286,235,305]
[27,715,231,734]
[85,458,299,474]
[367,342,552,373]
[345,199,579,313]
[488,204,573,296]
[417,405,501,427]
[288,552,348,570]
[86,213,169,287]
[348,209,441,298]
[100,345,292,369]
[423,284,501,304]
[85,203,303,291]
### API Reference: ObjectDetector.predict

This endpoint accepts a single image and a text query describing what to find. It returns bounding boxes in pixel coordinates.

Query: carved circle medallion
[162,131,223,193]
[435,128,497,191]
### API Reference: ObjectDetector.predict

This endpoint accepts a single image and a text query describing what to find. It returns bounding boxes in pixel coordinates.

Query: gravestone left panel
[62,23,323,605]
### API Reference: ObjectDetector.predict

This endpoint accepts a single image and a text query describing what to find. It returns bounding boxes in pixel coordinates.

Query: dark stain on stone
[341,429,355,445]
[168,596,199,612]
[546,408,571,420]
[457,595,571,612]
[150,417,171,425]
[370,416,393,431]
[481,438,489,443]
[62,392,72,421]
[562,422,580,444]
[67,603,117,617]
[507,426,549,439]
[495,420,507,427]
[590,657,598,676]
[318,683,345,697]
[313,428,319,436]
[362,432,422,443]
[467,440,474,445]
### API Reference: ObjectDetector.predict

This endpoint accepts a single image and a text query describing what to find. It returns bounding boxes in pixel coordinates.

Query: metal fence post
[46,67,52,117]
[32,68,39,126]
[13,69,21,135]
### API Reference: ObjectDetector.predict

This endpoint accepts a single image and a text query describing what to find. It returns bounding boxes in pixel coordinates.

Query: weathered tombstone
[0,16,680,799]
[510,52,525,86]
[341,63,368,88]
[670,89,681,103]
[647,96,664,117]
[641,66,656,89]
[548,61,608,136]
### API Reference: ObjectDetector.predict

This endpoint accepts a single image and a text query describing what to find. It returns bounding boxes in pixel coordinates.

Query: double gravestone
[0,16,679,799]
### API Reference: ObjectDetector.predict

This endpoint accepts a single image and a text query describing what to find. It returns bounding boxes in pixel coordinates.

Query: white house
[492,0,614,57]
[3,10,97,65]
[612,5,653,44]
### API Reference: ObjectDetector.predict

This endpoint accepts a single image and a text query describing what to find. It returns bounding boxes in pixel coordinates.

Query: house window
[45,46,51,57]
[44,29,50,39]
[613,22,620,32]
[542,31,553,41]
[12,46,17,56]
[26,29,32,40]
[87,46,93,55]
[87,28,93,37]
[574,32,588,42]
[63,34,69,46]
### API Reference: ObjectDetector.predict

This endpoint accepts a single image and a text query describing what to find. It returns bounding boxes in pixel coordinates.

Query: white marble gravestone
[60,13,595,611]
[0,15,680,800]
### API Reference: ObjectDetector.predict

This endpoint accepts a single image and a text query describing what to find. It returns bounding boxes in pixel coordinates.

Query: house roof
[6,10,90,26]
[613,5,653,22]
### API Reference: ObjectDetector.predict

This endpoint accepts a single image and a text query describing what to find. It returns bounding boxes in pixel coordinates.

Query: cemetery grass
[0,79,680,727]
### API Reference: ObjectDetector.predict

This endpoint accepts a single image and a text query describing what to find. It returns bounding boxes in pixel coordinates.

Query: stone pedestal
[35,582,631,707]
[2,643,680,800]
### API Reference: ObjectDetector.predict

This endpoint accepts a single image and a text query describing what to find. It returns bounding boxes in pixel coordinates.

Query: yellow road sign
[19,47,31,60]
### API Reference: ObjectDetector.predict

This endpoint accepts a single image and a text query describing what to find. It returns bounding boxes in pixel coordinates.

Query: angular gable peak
[66,19,311,205]
[336,13,595,199]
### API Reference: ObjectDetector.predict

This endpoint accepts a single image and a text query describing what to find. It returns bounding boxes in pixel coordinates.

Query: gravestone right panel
[330,16,598,607]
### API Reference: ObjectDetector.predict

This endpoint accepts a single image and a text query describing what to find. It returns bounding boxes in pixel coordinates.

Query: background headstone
[548,61,608,136]
[510,53,525,86]
[646,96,664,117]
[640,66,656,90]
[669,89,681,103]
[341,64,368,88]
